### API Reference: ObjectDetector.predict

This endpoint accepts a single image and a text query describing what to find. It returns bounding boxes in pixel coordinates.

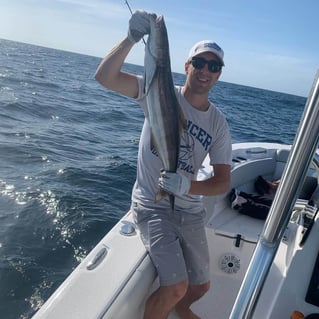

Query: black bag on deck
[230,189,272,220]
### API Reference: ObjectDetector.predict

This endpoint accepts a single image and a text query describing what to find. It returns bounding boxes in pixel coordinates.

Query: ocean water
[0,38,306,319]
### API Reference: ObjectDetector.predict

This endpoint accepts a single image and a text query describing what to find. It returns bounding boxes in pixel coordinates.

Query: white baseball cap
[188,40,225,66]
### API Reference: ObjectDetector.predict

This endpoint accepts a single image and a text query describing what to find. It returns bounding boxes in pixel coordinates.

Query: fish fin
[178,105,187,131]
[150,131,159,156]
[169,194,175,211]
[144,65,159,96]
[179,106,187,130]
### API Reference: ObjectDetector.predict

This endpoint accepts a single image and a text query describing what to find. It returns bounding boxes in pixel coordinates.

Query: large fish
[144,15,185,209]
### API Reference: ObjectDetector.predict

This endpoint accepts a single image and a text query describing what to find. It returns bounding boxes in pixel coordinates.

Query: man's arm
[190,164,231,196]
[94,37,139,99]
[95,10,155,99]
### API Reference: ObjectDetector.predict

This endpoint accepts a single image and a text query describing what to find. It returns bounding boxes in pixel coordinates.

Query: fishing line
[124,0,146,45]
[124,0,134,15]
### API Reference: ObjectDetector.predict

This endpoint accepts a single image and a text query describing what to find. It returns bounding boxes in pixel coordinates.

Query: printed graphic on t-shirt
[150,119,212,176]
[186,120,212,151]
[178,120,212,175]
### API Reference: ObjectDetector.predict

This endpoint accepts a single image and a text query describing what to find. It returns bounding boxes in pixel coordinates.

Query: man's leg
[175,282,210,319]
[176,210,210,318]
[143,280,189,319]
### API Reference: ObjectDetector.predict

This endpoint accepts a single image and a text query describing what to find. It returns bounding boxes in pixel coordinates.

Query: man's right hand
[127,10,156,43]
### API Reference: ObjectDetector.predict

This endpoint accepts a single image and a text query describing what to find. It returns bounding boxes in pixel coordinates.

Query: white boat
[32,76,319,319]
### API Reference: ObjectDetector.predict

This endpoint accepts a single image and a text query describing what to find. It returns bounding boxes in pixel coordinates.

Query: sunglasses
[190,56,223,73]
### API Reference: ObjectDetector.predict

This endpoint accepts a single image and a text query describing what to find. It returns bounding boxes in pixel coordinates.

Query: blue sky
[1,0,318,97]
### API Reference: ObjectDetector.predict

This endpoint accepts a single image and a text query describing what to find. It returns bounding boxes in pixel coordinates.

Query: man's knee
[158,279,189,304]
[166,280,189,302]
[201,281,210,293]
[190,281,210,298]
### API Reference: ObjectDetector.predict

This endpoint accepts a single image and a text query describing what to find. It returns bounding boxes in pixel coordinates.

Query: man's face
[185,52,222,94]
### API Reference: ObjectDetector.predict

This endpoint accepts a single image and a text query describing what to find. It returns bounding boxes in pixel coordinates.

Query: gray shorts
[132,202,210,286]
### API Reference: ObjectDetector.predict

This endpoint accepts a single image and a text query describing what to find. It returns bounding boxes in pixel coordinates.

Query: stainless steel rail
[229,70,319,319]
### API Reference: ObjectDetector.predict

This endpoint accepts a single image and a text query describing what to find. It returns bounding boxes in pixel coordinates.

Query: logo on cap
[203,42,222,52]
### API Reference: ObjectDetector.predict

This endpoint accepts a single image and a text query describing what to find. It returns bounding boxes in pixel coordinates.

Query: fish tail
[155,189,175,212]
[169,194,175,212]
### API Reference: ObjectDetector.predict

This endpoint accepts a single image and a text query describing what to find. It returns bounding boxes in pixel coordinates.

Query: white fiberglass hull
[32,142,319,319]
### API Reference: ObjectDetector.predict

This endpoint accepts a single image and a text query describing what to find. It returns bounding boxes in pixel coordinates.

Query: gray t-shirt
[131,76,232,212]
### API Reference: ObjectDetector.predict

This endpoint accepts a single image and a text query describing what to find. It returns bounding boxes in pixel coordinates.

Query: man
[95,10,232,319]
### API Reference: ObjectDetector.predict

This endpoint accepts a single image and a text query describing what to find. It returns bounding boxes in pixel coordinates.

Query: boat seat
[274,148,317,199]
[231,157,276,192]
[299,176,318,200]
[230,149,317,199]
[273,148,290,179]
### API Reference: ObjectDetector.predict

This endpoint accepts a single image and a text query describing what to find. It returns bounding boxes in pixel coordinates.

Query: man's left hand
[158,172,191,196]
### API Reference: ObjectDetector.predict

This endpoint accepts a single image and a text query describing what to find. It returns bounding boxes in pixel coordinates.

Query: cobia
[144,15,185,209]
